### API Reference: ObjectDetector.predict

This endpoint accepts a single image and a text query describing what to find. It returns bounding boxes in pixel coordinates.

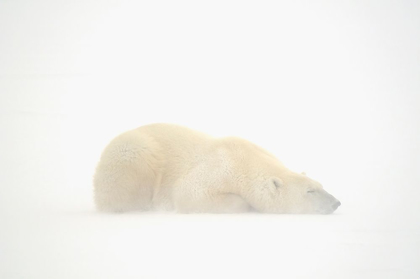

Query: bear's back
[137,123,212,157]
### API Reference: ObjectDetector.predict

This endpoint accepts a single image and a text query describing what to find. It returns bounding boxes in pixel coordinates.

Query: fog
[1,1,419,278]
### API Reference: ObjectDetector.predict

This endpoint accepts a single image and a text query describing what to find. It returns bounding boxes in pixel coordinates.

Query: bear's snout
[332,201,341,211]
[319,199,341,214]
[317,190,341,214]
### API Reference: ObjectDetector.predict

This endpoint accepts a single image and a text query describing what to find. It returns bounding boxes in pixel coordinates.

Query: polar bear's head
[254,172,341,214]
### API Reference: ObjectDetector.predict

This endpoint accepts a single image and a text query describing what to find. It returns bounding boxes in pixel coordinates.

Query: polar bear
[93,123,341,214]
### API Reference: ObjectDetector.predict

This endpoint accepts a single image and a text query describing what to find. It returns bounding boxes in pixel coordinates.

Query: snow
[1,1,420,278]
[2,206,419,278]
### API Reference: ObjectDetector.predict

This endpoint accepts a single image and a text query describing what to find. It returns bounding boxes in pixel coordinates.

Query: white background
[1,1,419,278]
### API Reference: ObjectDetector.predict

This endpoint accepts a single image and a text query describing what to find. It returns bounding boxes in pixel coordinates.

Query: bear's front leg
[172,164,251,213]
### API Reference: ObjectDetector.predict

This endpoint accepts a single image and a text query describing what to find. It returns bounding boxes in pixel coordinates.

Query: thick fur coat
[94,124,340,214]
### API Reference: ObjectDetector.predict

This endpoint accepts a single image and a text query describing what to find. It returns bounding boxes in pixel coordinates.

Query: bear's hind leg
[93,130,160,212]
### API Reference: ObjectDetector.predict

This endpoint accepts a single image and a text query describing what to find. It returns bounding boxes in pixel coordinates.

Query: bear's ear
[271,177,284,189]
[301,172,306,176]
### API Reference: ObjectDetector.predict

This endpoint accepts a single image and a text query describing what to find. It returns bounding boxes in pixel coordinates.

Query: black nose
[332,201,341,210]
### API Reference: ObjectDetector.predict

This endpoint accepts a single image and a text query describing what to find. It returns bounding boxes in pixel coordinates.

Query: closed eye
[307,190,315,194]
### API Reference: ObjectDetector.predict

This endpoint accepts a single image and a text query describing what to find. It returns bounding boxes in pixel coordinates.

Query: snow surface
[2,208,420,279]
[1,1,420,278]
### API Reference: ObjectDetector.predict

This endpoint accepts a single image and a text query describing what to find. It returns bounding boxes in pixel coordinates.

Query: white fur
[94,123,340,214]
